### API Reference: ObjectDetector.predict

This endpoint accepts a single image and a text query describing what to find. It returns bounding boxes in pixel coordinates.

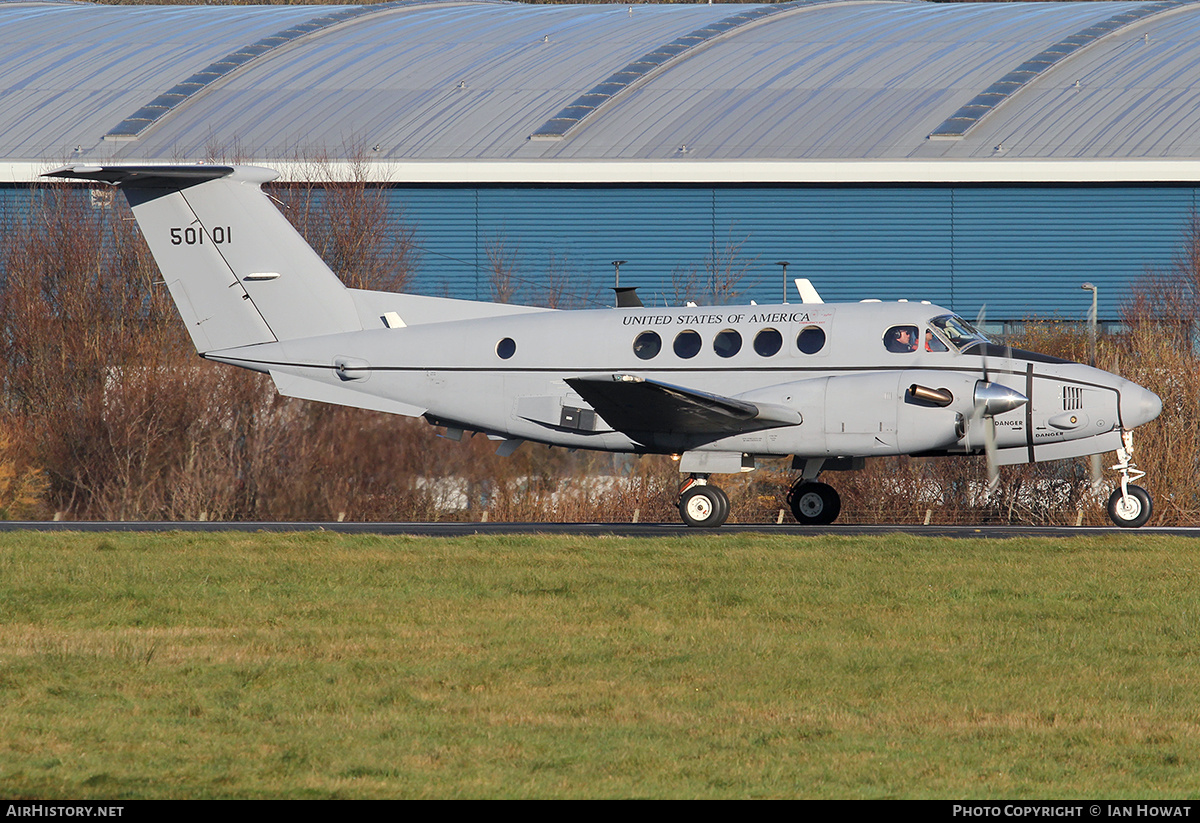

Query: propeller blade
[962,305,1007,496]
[975,304,989,382]
[969,380,1027,494]
[965,390,1000,494]
[984,416,1000,494]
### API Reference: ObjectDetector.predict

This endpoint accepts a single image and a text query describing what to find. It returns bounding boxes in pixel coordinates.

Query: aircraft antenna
[611,260,627,288]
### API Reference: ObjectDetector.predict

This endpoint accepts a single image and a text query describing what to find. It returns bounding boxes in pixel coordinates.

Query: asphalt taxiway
[0,521,1197,538]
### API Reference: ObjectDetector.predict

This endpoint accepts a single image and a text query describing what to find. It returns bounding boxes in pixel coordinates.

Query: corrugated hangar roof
[5,0,1200,171]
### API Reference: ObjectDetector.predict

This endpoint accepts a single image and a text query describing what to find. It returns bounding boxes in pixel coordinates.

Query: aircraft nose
[1120,383,1162,429]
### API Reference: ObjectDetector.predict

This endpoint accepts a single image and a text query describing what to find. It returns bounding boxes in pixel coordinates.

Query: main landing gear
[1107,430,1152,528]
[787,479,841,526]
[676,474,845,528]
[678,476,730,528]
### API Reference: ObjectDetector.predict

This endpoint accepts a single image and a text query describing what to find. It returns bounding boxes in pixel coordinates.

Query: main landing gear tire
[679,485,730,528]
[1107,484,1152,528]
[788,481,841,526]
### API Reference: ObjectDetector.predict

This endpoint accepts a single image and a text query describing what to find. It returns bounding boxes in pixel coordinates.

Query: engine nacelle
[739,370,987,457]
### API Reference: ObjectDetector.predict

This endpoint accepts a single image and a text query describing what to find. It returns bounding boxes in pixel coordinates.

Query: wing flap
[565,374,799,437]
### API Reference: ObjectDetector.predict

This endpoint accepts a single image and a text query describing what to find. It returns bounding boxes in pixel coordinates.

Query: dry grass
[2,530,1199,798]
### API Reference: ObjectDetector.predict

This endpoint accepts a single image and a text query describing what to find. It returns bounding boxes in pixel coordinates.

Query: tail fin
[44,165,361,354]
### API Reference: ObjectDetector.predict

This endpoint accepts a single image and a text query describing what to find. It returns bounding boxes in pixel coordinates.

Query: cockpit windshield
[929,314,991,352]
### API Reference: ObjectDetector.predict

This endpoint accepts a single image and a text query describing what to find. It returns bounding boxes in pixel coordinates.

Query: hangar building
[4,0,1200,323]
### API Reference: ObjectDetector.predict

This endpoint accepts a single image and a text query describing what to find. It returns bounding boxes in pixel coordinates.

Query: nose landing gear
[1107,430,1152,528]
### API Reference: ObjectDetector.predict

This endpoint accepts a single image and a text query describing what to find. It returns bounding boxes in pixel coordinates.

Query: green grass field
[1,530,1197,799]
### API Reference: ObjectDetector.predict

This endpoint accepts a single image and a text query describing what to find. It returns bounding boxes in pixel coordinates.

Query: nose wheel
[1107,484,1151,528]
[787,480,841,525]
[678,478,730,528]
[1107,430,1152,528]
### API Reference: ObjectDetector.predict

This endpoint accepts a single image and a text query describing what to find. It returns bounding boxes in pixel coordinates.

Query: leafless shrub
[479,451,681,523]
[274,152,418,292]
[706,231,758,305]
[483,239,598,310]
[0,183,198,517]
[669,263,701,307]
[0,429,47,520]
[1124,210,1200,348]
[534,252,582,309]
[668,229,758,306]
[485,235,520,304]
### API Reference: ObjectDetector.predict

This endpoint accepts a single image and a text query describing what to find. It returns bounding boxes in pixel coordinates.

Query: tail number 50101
[170,226,232,245]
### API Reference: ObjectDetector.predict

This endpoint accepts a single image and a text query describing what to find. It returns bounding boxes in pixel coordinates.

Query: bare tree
[274,151,419,293]
[705,230,758,305]
[669,262,702,306]
[1123,209,1200,346]
[485,234,520,304]
[669,228,758,306]
[534,251,580,309]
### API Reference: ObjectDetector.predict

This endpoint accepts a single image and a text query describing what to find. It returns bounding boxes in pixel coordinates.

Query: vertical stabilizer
[43,165,362,354]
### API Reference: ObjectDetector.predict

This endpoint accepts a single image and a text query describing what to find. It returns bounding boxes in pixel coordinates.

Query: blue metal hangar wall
[4,0,1200,323]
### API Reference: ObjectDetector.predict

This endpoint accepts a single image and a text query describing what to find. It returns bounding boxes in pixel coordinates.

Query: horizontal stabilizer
[44,164,240,188]
[565,374,799,437]
[270,371,426,418]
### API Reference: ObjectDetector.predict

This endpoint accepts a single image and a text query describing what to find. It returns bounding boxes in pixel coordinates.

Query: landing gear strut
[787,479,841,525]
[1107,430,1152,528]
[678,476,730,528]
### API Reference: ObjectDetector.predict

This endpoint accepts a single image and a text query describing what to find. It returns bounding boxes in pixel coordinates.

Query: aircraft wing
[565,374,800,438]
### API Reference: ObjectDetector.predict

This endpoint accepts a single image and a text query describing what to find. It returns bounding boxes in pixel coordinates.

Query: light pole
[1081,282,1097,367]
[777,261,790,304]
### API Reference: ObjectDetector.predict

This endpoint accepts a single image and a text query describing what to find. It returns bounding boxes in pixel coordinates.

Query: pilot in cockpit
[886,326,918,353]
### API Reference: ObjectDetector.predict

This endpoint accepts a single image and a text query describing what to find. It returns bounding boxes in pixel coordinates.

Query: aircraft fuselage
[209,300,1157,467]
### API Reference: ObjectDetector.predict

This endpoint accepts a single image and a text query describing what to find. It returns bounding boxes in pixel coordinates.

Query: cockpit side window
[884,325,919,353]
[930,314,990,351]
[925,328,949,352]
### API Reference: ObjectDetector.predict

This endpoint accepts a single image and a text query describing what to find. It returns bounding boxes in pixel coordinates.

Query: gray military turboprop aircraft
[46,164,1163,528]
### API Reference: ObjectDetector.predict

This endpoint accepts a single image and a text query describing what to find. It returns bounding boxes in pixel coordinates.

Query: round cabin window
[754,328,783,357]
[797,326,826,354]
[674,330,702,359]
[713,329,742,358]
[633,330,662,360]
